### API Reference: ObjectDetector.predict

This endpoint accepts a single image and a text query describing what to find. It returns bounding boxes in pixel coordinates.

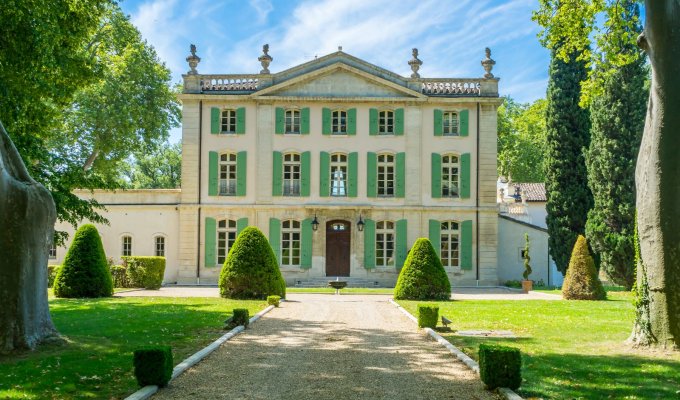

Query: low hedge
[479,344,522,390]
[133,346,173,387]
[123,256,165,290]
[47,265,61,288]
[267,295,281,307]
[417,305,439,328]
[110,265,129,288]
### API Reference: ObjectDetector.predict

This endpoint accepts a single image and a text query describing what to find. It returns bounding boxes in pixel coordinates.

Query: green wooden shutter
[366,152,377,197]
[301,151,311,196]
[395,108,404,136]
[460,109,469,137]
[395,152,406,198]
[347,108,357,135]
[237,218,248,236]
[363,219,376,269]
[301,218,313,269]
[322,108,331,135]
[461,220,473,270]
[429,219,441,258]
[460,153,471,199]
[269,218,281,265]
[211,108,220,134]
[205,217,216,267]
[272,151,282,196]
[301,107,310,134]
[434,109,443,136]
[319,151,330,197]
[236,107,246,134]
[275,107,285,134]
[348,152,358,197]
[237,151,247,196]
[395,219,408,269]
[369,108,378,135]
[431,153,442,199]
[208,151,218,196]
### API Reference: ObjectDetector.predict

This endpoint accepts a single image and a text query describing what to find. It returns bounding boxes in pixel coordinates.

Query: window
[285,109,300,134]
[442,112,459,136]
[283,153,301,196]
[219,153,237,195]
[221,109,237,133]
[330,153,348,197]
[376,221,395,267]
[442,154,460,198]
[377,153,395,197]
[332,110,347,135]
[48,243,57,259]
[440,221,460,267]
[379,110,394,135]
[122,236,132,257]
[281,220,301,266]
[155,236,165,257]
[217,219,238,265]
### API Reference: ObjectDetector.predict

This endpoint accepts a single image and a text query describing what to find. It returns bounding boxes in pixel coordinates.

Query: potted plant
[522,233,533,293]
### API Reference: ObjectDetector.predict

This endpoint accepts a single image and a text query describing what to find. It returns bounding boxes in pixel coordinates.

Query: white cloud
[249,0,274,24]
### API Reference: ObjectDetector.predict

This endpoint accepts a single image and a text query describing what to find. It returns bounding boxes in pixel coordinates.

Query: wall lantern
[311,214,320,231]
[357,215,365,232]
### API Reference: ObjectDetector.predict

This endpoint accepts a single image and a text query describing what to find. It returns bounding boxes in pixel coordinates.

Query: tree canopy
[121,142,182,189]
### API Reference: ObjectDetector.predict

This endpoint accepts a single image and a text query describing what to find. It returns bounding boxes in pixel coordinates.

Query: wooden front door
[326,220,351,276]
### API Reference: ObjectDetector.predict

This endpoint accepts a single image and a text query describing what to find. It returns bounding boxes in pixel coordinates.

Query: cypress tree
[585,2,647,289]
[545,46,592,275]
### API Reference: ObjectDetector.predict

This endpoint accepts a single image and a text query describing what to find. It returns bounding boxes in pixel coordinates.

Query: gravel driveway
[153,294,498,400]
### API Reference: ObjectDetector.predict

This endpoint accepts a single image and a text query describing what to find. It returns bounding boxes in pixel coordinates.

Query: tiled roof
[519,183,546,202]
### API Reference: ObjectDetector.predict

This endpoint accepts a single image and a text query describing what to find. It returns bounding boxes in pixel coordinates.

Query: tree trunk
[0,121,58,353]
[631,1,680,349]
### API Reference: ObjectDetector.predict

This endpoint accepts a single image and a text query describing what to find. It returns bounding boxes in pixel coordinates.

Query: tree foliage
[121,142,182,189]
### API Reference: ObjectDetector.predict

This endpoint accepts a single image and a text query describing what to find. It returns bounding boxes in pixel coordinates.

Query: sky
[119,0,550,142]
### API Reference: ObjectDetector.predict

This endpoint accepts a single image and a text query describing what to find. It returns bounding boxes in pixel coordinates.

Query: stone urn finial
[408,48,423,78]
[481,47,496,79]
[186,44,201,75]
[258,44,273,74]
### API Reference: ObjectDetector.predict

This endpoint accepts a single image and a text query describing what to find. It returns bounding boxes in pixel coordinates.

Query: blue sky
[119,0,550,142]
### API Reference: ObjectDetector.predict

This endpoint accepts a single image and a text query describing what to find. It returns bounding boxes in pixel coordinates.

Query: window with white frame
[283,153,301,196]
[440,221,460,267]
[221,109,237,133]
[330,153,348,197]
[122,236,132,257]
[48,243,57,259]
[442,112,459,136]
[332,110,347,135]
[379,110,394,135]
[285,109,300,134]
[376,221,395,267]
[217,219,238,265]
[219,153,237,195]
[441,154,460,198]
[281,220,301,266]
[377,153,395,197]
[155,236,165,257]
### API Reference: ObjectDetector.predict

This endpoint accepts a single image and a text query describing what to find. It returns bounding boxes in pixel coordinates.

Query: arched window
[281,220,301,266]
[441,154,460,198]
[376,221,395,267]
[122,235,133,257]
[217,219,238,265]
[440,221,460,267]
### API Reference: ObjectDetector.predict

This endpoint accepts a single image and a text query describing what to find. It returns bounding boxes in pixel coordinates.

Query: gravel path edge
[388,299,525,400]
[123,304,277,400]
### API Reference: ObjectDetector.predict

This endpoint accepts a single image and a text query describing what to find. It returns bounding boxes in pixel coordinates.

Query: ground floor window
[440,221,459,267]
[376,221,394,267]
[282,220,301,266]
[217,219,238,265]
[122,235,132,257]
[155,236,165,257]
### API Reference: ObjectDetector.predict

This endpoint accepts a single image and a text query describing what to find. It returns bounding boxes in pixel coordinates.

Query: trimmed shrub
[267,295,281,307]
[394,238,451,300]
[225,308,250,330]
[417,305,439,328]
[110,265,129,288]
[53,224,113,298]
[133,346,173,387]
[562,235,606,300]
[123,256,165,289]
[47,265,61,288]
[479,344,522,390]
[218,227,286,299]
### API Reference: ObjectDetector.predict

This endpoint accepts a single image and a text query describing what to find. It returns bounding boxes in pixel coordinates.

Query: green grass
[398,292,680,399]
[0,296,266,400]
[286,287,395,294]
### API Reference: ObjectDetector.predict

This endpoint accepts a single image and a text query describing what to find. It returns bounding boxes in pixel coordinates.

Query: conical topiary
[218,227,286,299]
[562,235,606,300]
[394,238,451,300]
[53,224,113,298]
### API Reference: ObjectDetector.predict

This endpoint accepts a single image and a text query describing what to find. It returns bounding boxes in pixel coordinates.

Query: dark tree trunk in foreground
[631,1,680,349]
[0,121,58,353]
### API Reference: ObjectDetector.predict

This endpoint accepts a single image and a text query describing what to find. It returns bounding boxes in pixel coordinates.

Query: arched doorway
[326,220,351,276]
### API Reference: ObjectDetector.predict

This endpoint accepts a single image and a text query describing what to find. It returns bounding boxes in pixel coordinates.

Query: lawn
[0,296,266,400]
[287,287,395,294]
[398,292,680,399]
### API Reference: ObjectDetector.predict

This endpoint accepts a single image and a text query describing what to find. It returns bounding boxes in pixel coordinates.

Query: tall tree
[123,142,182,189]
[585,2,647,290]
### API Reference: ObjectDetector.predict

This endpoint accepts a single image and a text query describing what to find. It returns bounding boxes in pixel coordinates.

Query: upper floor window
[376,221,395,267]
[377,153,395,197]
[443,112,459,136]
[330,153,348,197]
[221,109,237,133]
[281,220,301,266]
[217,219,237,265]
[219,153,238,196]
[283,153,301,196]
[332,110,347,135]
[285,109,300,134]
[379,110,394,135]
[122,235,132,257]
[155,236,165,257]
[440,221,460,267]
[442,154,459,198]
